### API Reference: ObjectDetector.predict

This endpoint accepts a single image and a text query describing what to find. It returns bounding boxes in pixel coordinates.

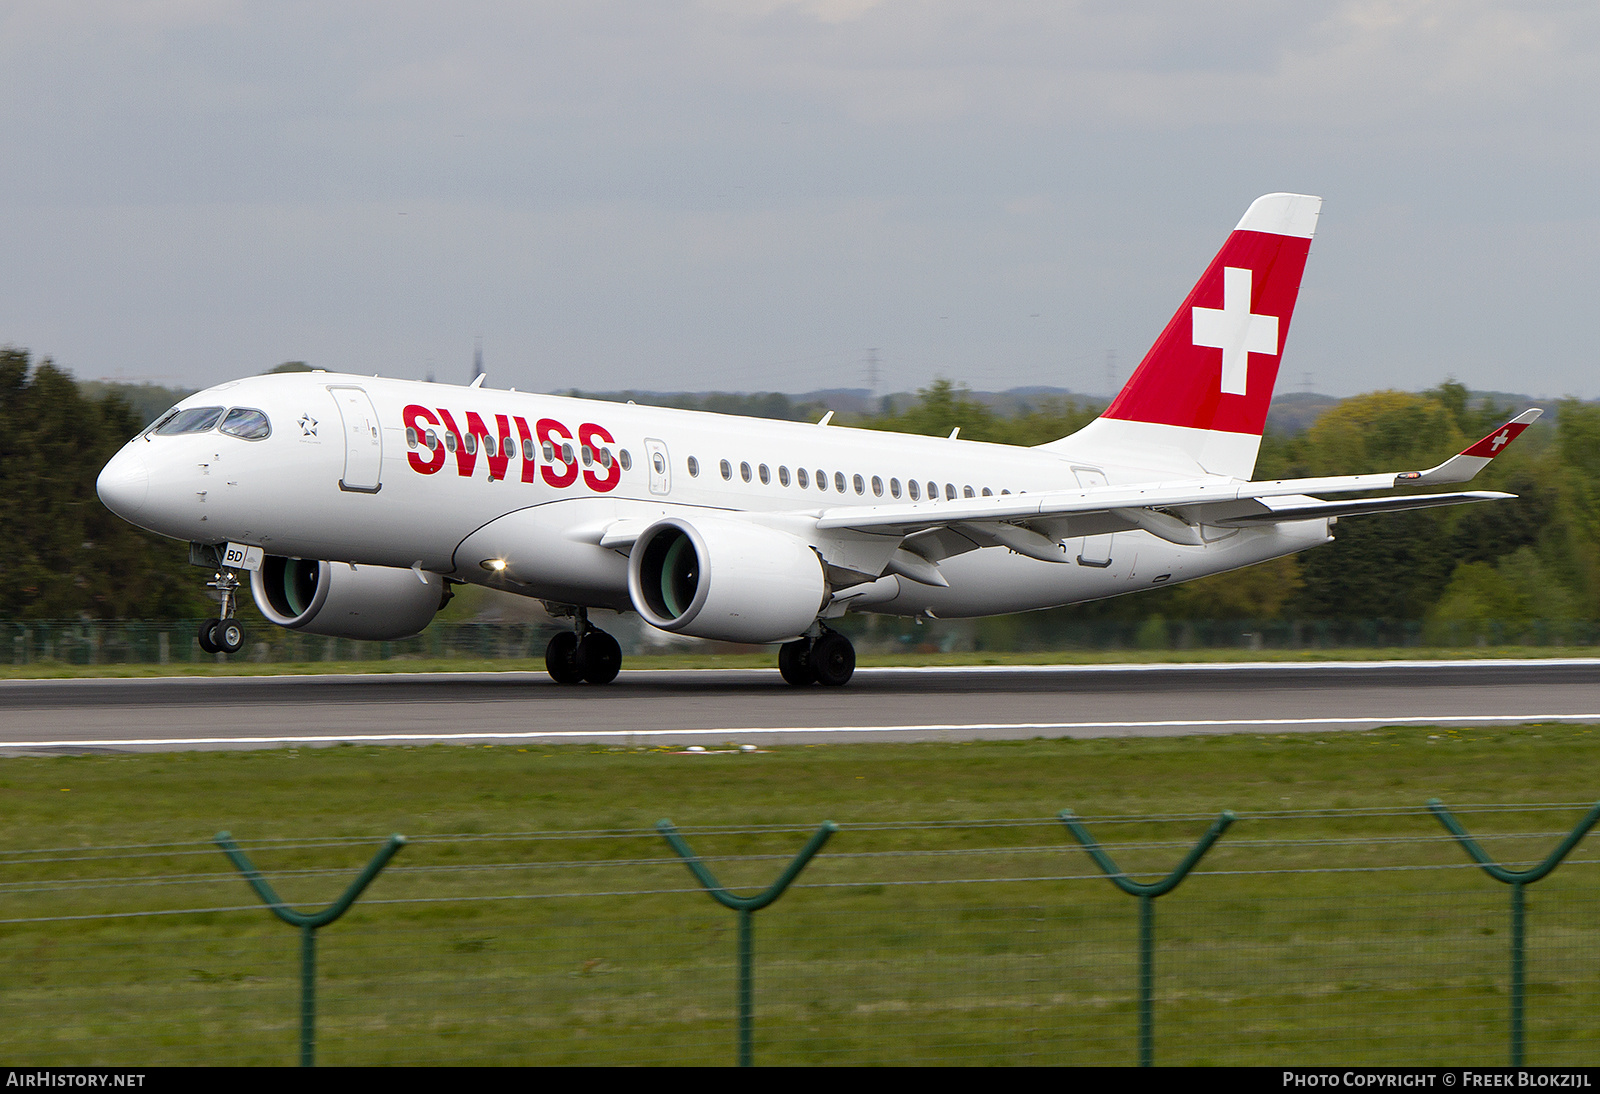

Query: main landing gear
[545,608,622,685]
[196,568,245,655]
[778,628,855,687]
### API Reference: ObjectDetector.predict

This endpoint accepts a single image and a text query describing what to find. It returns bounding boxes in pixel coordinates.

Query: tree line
[0,348,1583,638]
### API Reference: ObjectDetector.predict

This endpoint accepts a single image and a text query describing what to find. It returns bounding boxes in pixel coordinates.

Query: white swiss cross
[1192,266,1278,397]
[1490,429,1510,451]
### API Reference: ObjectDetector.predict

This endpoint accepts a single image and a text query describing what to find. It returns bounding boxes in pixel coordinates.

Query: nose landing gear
[197,568,246,655]
[544,607,622,685]
[778,628,855,687]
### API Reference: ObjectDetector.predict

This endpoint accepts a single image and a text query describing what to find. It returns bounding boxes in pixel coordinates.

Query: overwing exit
[96,194,1539,686]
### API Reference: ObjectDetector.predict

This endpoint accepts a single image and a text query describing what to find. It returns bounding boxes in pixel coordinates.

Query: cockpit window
[219,407,271,440]
[153,407,225,435]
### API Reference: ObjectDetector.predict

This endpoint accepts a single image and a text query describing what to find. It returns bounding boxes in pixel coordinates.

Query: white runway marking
[4,712,1598,750]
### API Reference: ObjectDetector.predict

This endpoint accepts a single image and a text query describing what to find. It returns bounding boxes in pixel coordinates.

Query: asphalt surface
[2,659,1598,753]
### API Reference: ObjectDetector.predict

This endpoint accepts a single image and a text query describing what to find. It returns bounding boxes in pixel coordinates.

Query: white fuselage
[98,371,1332,624]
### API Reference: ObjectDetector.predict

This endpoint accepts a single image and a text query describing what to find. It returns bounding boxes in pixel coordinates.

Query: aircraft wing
[813,409,1540,550]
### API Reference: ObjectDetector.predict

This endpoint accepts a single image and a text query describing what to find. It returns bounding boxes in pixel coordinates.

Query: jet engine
[628,516,827,644]
[251,557,448,640]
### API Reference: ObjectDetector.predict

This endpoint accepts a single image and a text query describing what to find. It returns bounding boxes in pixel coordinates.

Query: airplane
[95,193,1539,687]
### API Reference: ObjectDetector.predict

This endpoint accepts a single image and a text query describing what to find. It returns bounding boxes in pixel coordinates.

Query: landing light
[480,558,508,572]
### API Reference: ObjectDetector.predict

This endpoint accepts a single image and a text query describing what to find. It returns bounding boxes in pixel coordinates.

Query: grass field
[1,725,1598,1064]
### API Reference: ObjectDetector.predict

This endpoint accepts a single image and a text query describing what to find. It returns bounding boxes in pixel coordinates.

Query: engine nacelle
[251,557,447,640]
[628,516,827,644]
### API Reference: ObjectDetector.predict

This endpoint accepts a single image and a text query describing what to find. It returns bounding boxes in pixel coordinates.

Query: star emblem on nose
[298,414,318,437]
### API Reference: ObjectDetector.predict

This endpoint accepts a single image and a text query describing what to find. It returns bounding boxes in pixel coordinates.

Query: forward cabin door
[1072,467,1113,567]
[331,386,383,493]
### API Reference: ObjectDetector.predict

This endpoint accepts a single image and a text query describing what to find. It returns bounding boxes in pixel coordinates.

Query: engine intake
[251,557,447,640]
[628,517,826,644]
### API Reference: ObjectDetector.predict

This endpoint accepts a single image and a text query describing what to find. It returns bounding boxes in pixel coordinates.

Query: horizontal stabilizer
[1208,491,1514,527]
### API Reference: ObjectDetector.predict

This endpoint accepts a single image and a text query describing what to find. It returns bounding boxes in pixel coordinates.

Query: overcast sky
[1,1,1596,399]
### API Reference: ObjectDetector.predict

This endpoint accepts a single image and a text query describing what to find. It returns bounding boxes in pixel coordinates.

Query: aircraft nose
[97,447,149,519]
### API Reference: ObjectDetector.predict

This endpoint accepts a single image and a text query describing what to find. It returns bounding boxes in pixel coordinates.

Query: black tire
[575,630,622,685]
[808,631,855,687]
[778,639,815,685]
[545,631,582,684]
[216,620,245,655]
[197,619,220,654]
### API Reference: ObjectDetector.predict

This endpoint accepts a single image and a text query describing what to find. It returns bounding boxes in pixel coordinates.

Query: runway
[2,658,1599,753]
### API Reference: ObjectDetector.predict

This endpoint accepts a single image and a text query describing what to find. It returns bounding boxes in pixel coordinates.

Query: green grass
[4,644,1599,678]
[1,727,1598,1064]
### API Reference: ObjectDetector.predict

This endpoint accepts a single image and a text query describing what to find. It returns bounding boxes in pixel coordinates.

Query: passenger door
[1071,467,1113,567]
[331,386,383,493]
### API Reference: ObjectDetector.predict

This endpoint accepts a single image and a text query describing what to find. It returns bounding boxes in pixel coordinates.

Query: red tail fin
[1103,193,1319,438]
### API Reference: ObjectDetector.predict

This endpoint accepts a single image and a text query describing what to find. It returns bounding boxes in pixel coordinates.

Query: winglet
[1403,409,1542,486]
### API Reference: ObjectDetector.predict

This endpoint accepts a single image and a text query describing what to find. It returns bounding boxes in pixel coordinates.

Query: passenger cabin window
[687,456,700,477]
[797,468,809,488]
[740,461,752,483]
[890,478,901,499]
[927,481,938,500]
[406,427,417,448]
[447,434,459,452]
[871,475,884,497]
[778,465,790,486]
[853,474,865,495]
[464,434,477,455]
[963,486,975,498]
[720,459,733,481]
[619,449,632,471]
[219,408,271,440]
[834,472,846,493]
[816,470,828,492]
[154,406,225,435]
[945,484,956,500]
[908,480,920,500]
[542,441,555,461]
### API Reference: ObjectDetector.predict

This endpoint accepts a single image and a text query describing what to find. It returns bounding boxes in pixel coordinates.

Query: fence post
[1426,798,1600,1066]
[657,819,836,1067]
[1060,809,1234,1067]
[215,831,406,1066]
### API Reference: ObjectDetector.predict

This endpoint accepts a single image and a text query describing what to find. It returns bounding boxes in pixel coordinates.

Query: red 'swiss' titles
[401,405,621,492]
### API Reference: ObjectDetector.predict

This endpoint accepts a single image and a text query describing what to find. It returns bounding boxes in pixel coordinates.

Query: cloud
[0,2,1596,396]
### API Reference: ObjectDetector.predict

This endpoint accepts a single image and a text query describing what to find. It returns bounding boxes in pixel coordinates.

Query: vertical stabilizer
[1043,193,1321,479]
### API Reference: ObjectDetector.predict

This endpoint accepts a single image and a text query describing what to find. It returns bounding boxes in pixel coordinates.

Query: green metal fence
[0,804,1596,1065]
[9,617,1600,666]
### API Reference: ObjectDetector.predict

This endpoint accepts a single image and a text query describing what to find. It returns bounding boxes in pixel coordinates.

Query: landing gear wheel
[215,620,245,655]
[575,630,622,685]
[808,631,855,687]
[197,619,221,654]
[778,639,815,685]
[545,631,582,684]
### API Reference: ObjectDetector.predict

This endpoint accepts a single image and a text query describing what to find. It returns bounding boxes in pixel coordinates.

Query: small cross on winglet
[1406,408,1543,486]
